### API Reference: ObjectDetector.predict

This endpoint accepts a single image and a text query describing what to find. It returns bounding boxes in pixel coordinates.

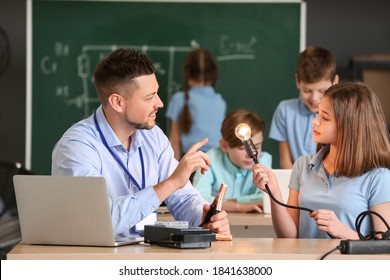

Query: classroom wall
[0,0,26,166]
[0,0,389,169]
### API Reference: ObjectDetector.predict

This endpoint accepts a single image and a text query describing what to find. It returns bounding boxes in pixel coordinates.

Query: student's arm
[279,141,293,169]
[371,201,390,238]
[168,120,181,160]
[309,209,360,240]
[274,188,299,237]
[236,191,263,204]
[223,200,263,213]
[310,193,390,240]
[227,188,264,213]
[252,164,298,237]
[369,170,390,239]
[269,101,293,169]
[264,187,300,238]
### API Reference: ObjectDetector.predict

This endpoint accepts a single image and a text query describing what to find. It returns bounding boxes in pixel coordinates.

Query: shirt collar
[298,99,315,116]
[222,151,248,176]
[95,105,143,150]
[189,85,215,96]
[308,144,330,173]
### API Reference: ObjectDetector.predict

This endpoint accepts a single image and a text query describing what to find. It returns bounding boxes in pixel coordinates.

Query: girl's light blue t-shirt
[165,86,226,153]
[290,145,390,239]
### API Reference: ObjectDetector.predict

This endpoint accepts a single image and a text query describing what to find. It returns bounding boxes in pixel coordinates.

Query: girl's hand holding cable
[252,163,280,196]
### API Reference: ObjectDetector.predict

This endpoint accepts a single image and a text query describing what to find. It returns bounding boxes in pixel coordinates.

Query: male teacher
[52,48,230,237]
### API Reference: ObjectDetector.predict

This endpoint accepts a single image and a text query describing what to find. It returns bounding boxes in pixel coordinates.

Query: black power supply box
[339,240,390,254]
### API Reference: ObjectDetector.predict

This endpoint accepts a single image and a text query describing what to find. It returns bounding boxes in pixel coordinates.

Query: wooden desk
[7,238,390,260]
[159,212,272,225]
[159,212,274,238]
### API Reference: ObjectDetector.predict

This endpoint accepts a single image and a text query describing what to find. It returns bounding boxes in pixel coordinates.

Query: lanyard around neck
[94,112,145,191]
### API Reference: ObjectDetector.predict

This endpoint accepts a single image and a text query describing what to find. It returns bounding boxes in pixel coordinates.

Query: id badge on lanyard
[94,112,157,232]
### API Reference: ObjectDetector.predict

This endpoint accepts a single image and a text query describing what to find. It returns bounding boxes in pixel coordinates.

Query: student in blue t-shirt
[253,82,390,239]
[166,48,226,160]
[269,46,339,169]
[193,109,272,213]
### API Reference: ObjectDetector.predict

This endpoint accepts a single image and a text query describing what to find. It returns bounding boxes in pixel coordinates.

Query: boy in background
[269,46,339,169]
[193,109,272,213]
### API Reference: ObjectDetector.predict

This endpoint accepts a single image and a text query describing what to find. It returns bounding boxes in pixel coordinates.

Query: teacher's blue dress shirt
[52,105,207,237]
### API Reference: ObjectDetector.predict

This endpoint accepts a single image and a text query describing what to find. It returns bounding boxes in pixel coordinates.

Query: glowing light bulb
[234,123,259,164]
[235,123,252,141]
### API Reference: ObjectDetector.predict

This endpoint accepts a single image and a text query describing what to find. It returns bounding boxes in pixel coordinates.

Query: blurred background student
[166,48,227,160]
[193,109,272,213]
[269,46,339,169]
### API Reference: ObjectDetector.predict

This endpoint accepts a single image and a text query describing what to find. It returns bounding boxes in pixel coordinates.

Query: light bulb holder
[243,138,258,164]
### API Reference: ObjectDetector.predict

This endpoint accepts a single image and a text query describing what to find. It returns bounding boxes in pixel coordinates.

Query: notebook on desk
[13,175,143,247]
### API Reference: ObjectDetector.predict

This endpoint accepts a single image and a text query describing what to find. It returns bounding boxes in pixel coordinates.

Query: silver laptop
[13,175,143,247]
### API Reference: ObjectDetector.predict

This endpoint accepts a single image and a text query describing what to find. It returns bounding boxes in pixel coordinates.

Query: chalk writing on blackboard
[43,36,257,118]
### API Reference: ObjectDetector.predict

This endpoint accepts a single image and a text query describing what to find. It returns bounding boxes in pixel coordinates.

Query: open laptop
[13,175,143,247]
[263,169,292,214]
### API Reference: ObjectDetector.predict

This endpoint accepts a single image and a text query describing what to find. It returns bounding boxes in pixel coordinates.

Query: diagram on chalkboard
[57,38,257,121]
[63,43,195,119]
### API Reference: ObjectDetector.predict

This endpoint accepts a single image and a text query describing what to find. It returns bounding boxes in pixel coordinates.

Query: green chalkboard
[28,0,304,174]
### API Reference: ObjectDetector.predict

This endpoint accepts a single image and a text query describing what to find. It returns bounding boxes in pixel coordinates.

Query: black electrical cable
[251,150,313,212]
[263,182,334,239]
[319,245,343,260]
[263,183,314,213]
[319,210,390,259]
[355,210,390,240]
